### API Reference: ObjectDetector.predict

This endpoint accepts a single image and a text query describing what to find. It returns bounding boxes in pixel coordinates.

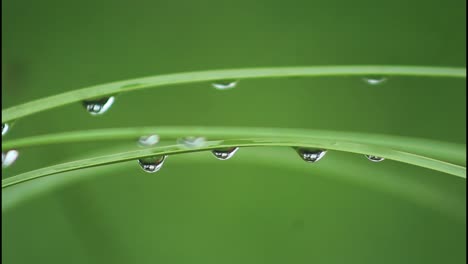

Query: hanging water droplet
[212,80,238,90]
[363,76,386,85]
[211,147,239,160]
[177,137,207,148]
[2,150,19,168]
[2,123,10,136]
[295,148,327,163]
[138,134,160,147]
[365,155,385,162]
[138,155,167,173]
[82,96,115,115]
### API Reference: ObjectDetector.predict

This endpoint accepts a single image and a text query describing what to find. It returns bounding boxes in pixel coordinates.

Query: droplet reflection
[365,155,385,162]
[177,137,207,148]
[212,80,238,90]
[363,77,386,85]
[2,123,10,136]
[138,155,167,173]
[211,147,239,160]
[82,96,115,115]
[295,148,327,163]
[2,150,19,168]
[138,134,160,147]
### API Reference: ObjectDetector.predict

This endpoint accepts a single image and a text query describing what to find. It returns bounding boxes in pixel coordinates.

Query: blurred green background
[1,0,466,263]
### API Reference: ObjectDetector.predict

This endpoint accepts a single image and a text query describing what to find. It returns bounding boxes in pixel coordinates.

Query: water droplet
[2,150,19,168]
[211,147,239,160]
[82,96,115,115]
[295,148,327,163]
[365,155,385,162]
[138,155,167,173]
[138,134,160,147]
[212,80,238,90]
[2,123,10,136]
[363,77,386,85]
[177,137,207,148]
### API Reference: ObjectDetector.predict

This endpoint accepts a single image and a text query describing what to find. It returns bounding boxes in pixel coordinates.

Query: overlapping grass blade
[2,127,465,188]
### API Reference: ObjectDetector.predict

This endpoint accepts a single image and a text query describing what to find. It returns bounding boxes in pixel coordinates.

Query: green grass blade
[2,129,465,188]
[2,126,465,166]
[2,65,465,122]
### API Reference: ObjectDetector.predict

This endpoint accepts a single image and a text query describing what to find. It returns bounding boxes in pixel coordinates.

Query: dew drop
[138,134,160,147]
[365,155,385,162]
[82,96,115,115]
[211,147,239,160]
[295,148,327,163]
[177,137,207,148]
[212,80,238,90]
[138,155,167,173]
[2,150,19,168]
[2,123,10,136]
[363,77,386,85]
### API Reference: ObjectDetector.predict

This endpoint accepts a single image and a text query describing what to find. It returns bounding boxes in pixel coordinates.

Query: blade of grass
[2,133,465,189]
[2,65,465,122]
[3,149,464,222]
[2,126,465,166]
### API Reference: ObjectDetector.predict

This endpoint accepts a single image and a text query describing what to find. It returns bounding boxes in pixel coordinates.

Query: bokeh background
[2,0,466,263]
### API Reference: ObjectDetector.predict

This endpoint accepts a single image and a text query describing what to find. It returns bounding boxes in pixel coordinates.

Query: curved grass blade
[2,126,465,166]
[3,149,465,223]
[2,65,466,122]
[2,135,465,189]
